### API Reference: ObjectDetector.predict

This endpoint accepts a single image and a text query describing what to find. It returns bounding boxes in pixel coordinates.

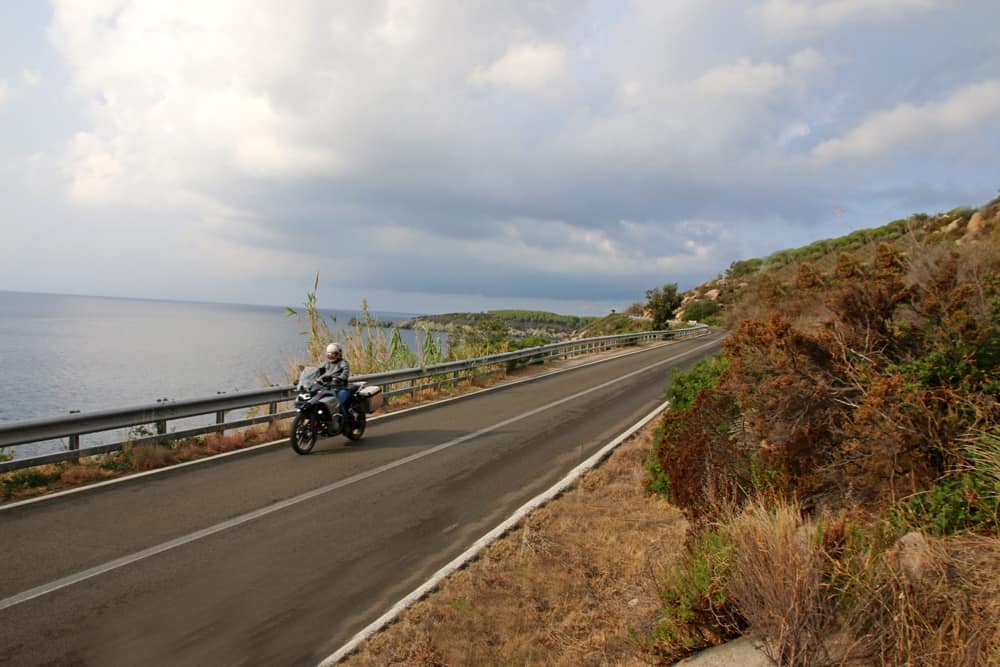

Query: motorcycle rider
[318,342,352,421]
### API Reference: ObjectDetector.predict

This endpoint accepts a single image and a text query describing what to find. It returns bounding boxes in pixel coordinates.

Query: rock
[704,289,720,301]
[895,531,931,584]
[674,636,772,667]
[968,211,986,234]
[959,210,994,244]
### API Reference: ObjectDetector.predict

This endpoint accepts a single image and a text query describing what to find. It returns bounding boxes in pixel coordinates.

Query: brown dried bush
[841,532,1000,666]
[687,239,1000,513]
[651,218,1000,664]
[656,385,748,522]
[725,499,838,666]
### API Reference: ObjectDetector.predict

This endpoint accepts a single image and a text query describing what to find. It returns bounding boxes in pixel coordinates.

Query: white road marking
[0,336,720,612]
[0,335,692,512]
[320,399,674,665]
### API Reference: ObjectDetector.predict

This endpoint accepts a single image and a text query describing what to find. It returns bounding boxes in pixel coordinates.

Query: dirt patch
[339,420,687,666]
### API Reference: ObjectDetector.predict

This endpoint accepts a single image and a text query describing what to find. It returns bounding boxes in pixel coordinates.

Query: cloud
[0,80,9,107]
[813,79,1000,161]
[468,42,570,94]
[695,59,787,97]
[758,0,938,35]
[23,69,41,87]
[10,0,995,313]
[694,49,824,97]
[778,121,812,146]
[67,132,121,202]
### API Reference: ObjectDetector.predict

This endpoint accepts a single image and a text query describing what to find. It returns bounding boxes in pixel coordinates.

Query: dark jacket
[318,357,350,388]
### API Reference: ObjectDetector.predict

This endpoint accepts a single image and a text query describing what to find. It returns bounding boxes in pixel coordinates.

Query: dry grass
[341,424,688,667]
[843,531,1000,667]
[720,499,1000,667]
[724,500,837,666]
[0,420,292,502]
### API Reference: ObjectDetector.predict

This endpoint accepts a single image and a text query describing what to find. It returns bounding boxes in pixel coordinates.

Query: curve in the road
[0,336,719,613]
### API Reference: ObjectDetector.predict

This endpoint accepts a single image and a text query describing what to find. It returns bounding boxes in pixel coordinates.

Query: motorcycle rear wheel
[290,413,318,454]
[344,412,366,441]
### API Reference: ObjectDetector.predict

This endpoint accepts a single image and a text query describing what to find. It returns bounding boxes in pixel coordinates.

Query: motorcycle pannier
[356,385,383,413]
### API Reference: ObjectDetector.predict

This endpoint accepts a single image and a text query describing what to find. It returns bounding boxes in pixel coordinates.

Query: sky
[1,1,998,316]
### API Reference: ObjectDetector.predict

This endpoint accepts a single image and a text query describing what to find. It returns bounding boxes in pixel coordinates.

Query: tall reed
[286,276,448,379]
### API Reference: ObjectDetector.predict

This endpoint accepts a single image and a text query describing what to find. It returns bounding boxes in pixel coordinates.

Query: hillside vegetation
[676,202,990,326]
[646,194,1000,665]
[573,313,653,338]
[396,310,600,339]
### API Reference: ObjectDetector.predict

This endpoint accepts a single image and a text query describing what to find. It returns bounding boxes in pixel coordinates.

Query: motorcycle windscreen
[296,366,321,390]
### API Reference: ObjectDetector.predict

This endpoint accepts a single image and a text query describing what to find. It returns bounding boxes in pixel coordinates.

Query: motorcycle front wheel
[290,413,318,454]
[344,412,366,441]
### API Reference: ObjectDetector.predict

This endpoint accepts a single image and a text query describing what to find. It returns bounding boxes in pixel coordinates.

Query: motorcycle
[289,366,383,455]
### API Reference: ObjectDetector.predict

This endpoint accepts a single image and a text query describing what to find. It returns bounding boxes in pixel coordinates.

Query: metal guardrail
[0,326,707,472]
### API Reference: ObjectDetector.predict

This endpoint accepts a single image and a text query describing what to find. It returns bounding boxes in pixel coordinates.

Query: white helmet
[326,342,342,357]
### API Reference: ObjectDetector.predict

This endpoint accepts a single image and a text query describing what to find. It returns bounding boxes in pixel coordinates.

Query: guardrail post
[216,410,225,436]
[0,327,704,470]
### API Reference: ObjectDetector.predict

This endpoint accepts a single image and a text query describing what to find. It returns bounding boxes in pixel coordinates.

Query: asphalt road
[0,331,724,666]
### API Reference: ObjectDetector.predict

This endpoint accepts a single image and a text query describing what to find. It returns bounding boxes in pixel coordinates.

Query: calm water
[0,291,426,457]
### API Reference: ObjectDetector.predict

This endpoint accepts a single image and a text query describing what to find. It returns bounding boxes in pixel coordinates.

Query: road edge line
[1,336,705,512]
[318,399,671,666]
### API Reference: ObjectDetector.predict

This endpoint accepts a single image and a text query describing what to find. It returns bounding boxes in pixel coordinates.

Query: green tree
[446,318,511,359]
[646,283,683,329]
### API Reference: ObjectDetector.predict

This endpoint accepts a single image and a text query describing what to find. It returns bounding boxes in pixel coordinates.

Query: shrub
[644,428,671,496]
[890,472,999,536]
[644,527,744,662]
[646,195,1000,665]
[656,386,747,516]
[575,313,651,337]
[726,258,763,279]
[962,429,1000,495]
[681,299,720,323]
[665,354,728,411]
[649,498,1000,667]
[840,531,1000,666]
[1,466,63,497]
[623,301,646,316]
[725,500,838,666]
[508,335,552,351]
[446,318,510,359]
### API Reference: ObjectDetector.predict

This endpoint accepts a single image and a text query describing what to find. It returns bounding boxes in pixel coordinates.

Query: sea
[0,291,432,459]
